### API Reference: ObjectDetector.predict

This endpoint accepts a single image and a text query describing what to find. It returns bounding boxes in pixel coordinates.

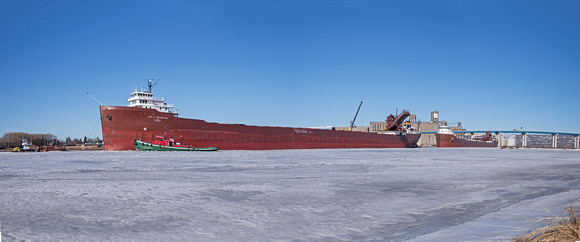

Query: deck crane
[349,101,363,131]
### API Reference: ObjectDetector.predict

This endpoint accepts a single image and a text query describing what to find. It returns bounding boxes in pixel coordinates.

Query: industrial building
[406,110,466,147]
[336,110,461,147]
[337,109,579,149]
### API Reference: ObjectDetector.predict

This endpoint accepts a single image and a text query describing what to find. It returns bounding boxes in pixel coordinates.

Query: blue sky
[1,0,579,139]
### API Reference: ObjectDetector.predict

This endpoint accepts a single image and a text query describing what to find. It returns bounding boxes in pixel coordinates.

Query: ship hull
[134,140,219,151]
[436,133,498,148]
[100,106,421,151]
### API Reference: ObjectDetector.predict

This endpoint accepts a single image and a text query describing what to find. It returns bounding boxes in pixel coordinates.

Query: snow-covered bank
[1,148,579,241]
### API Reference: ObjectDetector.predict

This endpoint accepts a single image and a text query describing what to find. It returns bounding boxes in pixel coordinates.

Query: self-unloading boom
[387,109,410,131]
[349,101,363,131]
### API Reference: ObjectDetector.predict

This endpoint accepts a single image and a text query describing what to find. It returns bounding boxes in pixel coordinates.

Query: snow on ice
[0,148,579,241]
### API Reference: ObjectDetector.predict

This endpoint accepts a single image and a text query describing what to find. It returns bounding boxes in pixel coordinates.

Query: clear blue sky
[1,1,579,139]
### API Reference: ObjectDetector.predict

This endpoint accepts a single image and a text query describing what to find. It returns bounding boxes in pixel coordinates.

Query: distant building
[409,110,465,147]
[406,111,436,147]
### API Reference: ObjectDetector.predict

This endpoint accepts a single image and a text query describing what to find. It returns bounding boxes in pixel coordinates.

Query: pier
[422,130,580,149]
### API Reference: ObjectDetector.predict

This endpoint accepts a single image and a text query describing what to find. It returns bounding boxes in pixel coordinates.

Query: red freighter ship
[436,126,497,148]
[100,80,421,151]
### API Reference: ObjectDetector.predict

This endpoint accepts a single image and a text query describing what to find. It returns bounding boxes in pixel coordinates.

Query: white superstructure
[437,126,454,135]
[127,79,175,113]
[21,139,32,150]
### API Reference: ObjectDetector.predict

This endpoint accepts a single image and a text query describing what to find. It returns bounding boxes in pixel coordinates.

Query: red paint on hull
[100,106,421,151]
[436,133,498,148]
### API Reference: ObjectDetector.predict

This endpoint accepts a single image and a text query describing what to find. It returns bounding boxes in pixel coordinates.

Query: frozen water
[0,148,579,241]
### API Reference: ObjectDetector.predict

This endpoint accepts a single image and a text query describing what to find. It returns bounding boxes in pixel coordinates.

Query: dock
[422,130,580,149]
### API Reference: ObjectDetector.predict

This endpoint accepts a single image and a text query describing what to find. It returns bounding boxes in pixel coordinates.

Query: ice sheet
[1,148,579,241]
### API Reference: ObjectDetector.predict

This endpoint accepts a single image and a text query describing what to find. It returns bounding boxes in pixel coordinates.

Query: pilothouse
[127,79,175,113]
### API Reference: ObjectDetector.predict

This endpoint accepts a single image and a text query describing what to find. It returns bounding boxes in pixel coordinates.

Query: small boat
[134,136,218,151]
[12,139,36,152]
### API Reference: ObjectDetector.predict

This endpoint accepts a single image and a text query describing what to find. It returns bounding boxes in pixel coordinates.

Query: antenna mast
[146,78,161,93]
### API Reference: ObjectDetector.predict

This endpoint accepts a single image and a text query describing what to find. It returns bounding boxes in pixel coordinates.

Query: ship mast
[147,78,160,93]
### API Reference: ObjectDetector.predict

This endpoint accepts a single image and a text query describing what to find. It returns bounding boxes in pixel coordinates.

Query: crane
[349,101,363,131]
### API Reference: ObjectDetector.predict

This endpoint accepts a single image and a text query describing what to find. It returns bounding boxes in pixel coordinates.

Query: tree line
[0,132,102,149]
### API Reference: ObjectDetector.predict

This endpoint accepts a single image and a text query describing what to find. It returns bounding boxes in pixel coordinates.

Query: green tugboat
[134,136,218,151]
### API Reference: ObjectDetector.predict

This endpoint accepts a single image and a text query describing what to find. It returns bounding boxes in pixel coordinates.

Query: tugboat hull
[134,140,218,151]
